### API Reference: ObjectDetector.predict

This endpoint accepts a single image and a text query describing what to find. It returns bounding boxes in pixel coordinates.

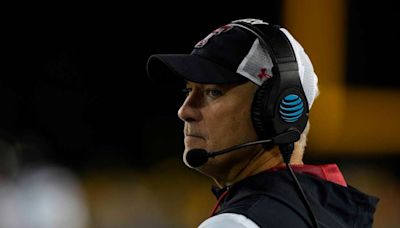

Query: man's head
[146,19,319,177]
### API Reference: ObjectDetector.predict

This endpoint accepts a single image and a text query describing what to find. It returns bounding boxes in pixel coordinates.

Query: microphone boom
[185,129,300,168]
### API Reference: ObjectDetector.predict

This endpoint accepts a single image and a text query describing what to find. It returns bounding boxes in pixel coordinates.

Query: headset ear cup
[252,83,275,149]
[275,90,309,135]
[252,85,267,138]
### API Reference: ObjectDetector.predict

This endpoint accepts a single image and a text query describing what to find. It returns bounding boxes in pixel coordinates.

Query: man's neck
[213,146,285,188]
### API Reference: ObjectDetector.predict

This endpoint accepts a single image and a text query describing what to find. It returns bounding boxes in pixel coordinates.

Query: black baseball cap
[146,22,269,85]
[146,18,320,111]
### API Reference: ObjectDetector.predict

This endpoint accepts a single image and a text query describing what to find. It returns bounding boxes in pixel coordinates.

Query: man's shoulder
[216,167,378,228]
[198,213,259,228]
[220,193,311,227]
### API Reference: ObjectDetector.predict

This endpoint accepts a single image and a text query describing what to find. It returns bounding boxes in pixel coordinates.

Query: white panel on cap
[236,39,274,86]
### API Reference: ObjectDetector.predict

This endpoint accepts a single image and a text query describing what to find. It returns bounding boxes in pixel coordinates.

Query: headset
[230,20,309,149]
[230,20,319,228]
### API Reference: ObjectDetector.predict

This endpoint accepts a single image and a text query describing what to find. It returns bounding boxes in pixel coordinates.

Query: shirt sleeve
[198,213,259,228]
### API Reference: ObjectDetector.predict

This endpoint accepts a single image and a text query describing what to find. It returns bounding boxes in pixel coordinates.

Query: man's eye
[206,88,223,98]
[182,88,192,96]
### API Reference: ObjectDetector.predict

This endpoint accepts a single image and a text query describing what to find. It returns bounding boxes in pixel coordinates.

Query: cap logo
[257,68,272,80]
[194,24,233,48]
[231,18,269,26]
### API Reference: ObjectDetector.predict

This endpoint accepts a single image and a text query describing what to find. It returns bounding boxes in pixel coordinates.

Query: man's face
[178,81,259,172]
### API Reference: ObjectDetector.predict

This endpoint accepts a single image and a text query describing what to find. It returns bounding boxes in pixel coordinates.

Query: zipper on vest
[209,186,230,217]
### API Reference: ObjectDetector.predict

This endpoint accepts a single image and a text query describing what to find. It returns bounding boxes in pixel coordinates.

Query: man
[146,18,378,228]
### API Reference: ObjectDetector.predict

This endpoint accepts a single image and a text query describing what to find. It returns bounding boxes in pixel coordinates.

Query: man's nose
[177,92,202,122]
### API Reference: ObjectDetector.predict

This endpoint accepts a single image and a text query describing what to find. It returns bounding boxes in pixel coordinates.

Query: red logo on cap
[257,68,272,79]
[195,24,233,48]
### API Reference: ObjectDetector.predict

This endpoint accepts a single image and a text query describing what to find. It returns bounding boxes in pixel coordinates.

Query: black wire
[286,163,320,228]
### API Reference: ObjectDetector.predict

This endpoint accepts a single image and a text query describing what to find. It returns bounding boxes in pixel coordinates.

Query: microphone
[185,129,300,167]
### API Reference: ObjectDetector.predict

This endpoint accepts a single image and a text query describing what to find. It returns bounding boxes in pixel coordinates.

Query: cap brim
[146,54,247,84]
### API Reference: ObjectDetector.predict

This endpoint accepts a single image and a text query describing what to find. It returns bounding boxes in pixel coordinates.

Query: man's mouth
[185,134,205,139]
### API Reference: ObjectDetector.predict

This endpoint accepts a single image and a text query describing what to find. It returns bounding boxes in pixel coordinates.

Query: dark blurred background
[1,1,399,227]
[1,3,283,172]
